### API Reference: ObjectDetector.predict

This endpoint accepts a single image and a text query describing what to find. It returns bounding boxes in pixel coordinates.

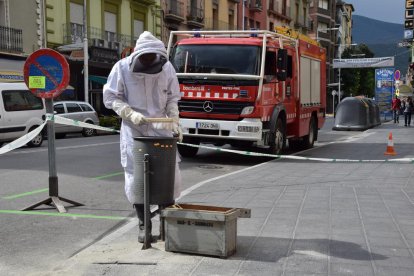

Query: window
[54,104,65,114]
[132,10,145,40]
[69,2,84,42]
[318,22,328,33]
[287,55,293,78]
[2,90,43,112]
[80,103,93,111]
[265,51,277,77]
[104,2,118,42]
[318,0,328,10]
[171,45,260,75]
[66,103,82,113]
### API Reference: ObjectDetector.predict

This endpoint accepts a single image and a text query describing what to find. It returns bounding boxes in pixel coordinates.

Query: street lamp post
[83,0,89,103]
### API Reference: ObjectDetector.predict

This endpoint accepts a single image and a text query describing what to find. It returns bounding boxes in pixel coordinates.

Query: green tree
[340,44,375,98]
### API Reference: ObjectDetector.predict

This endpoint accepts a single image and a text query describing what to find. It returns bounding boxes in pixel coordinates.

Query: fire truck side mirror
[277,49,288,81]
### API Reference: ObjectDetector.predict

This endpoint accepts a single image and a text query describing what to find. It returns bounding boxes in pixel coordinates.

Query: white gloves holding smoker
[112,99,183,142]
[112,99,148,125]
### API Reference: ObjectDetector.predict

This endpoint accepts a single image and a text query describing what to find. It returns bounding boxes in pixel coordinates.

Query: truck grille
[178,100,252,115]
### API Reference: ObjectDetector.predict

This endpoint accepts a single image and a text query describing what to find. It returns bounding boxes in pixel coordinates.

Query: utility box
[162,204,251,258]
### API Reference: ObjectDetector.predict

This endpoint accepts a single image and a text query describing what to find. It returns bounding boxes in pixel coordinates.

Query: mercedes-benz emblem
[203,101,214,112]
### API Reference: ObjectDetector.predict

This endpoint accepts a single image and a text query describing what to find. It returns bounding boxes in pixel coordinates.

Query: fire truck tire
[269,117,286,155]
[178,140,199,158]
[301,116,317,149]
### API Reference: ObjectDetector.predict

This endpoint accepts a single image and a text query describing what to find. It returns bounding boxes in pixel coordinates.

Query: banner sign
[375,68,394,117]
[333,57,394,69]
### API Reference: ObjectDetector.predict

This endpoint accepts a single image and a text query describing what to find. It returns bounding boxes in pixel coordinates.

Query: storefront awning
[89,75,108,85]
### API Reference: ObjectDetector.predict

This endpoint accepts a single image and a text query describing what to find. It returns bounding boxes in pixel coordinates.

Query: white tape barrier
[2,116,413,163]
[177,142,414,163]
[0,114,119,155]
[49,114,120,134]
[0,122,47,155]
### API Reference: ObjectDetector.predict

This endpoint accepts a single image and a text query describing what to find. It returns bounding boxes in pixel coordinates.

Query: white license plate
[196,122,219,130]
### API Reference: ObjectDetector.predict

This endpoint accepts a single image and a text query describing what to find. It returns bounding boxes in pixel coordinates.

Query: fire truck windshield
[171,45,260,76]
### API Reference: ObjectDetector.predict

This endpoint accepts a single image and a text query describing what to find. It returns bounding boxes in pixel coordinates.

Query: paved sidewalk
[46,122,414,276]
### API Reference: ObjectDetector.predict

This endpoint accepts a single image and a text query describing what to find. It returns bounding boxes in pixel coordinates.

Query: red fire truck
[167,28,326,157]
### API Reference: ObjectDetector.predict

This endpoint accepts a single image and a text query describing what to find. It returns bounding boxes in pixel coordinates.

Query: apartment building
[308,0,337,90]
[0,0,39,82]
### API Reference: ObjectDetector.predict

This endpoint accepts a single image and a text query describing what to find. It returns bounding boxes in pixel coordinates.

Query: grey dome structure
[333,97,381,131]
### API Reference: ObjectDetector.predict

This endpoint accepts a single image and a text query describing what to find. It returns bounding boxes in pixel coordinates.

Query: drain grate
[93,261,157,265]
[198,164,224,170]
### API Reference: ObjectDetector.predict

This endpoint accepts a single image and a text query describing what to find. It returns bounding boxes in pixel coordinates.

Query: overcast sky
[345,0,405,24]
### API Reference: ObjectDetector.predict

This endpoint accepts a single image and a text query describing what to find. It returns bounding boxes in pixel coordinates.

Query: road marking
[0,209,127,220]
[94,171,124,180]
[3,188,48,199]
[3,141,119,155]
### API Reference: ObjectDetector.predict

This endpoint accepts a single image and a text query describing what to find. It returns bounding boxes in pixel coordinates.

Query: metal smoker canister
[133,136,176,205]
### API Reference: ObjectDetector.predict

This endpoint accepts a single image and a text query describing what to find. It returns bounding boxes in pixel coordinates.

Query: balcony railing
[165,0,185,23]
[63,23,134,50]
[249,0,262,12]
[0,26,23,53]
[187,6,204,28]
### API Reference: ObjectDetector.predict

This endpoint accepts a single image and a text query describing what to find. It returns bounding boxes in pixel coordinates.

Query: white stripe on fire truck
[197,92,202,97]
[188,92,193,97]
[215,93,220,98]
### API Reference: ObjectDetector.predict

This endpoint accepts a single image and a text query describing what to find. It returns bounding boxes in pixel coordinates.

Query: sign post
[23,49,83,213]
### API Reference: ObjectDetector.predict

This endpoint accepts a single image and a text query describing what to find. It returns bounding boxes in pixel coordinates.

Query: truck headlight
[241,106,254,115]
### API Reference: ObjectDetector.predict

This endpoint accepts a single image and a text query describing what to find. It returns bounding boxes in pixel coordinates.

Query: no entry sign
[23,49,70,99]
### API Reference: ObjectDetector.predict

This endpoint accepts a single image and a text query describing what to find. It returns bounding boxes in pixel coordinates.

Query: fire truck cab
[167,29,326,157]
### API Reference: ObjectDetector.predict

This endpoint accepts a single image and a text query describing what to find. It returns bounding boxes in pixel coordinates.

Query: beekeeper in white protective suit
[103,31,182,243]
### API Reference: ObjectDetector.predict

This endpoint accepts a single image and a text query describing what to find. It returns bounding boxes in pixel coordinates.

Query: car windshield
[171,45,260,75]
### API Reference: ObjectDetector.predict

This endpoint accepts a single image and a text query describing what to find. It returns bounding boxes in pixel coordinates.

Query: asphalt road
[0,117,360,274]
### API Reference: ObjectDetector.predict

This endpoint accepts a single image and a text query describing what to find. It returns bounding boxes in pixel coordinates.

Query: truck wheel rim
[275,129,283,150]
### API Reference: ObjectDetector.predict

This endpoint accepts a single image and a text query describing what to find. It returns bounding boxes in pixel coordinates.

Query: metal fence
[0,26,23,53]
[62,23,135,48]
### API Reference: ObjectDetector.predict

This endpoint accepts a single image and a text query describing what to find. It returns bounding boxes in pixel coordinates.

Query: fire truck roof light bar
[166,30,299,57]
[175,73,261,80]
[170,30,298,43]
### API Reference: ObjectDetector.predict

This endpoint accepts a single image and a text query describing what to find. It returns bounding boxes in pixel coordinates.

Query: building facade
[0,0,40,82]
[289,0,310,34]
[335,0,353,58]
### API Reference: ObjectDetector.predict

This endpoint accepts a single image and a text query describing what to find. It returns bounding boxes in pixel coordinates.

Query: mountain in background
[351,15,409,73]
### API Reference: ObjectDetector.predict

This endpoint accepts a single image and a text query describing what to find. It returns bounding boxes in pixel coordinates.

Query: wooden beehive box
[162,204,248,258]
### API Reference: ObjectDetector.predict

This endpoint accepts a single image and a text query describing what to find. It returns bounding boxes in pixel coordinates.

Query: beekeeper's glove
[172,117,183,142]
[112,99,147,125]
[166,102,183,142]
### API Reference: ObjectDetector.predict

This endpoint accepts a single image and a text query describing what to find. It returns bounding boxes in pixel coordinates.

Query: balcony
[62,23,134,51]
[0,26,23,54]
[249,0,262,12]
[187,6,204,29]
[164,0,185,24]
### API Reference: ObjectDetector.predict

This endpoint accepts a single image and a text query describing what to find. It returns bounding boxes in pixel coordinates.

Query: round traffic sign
[23,49,70,99]
[394,70,401,81]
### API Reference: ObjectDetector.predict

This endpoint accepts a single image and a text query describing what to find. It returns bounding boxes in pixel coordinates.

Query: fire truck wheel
[178,140,199,158]
[301,116,317,149]
[269,117,286,155]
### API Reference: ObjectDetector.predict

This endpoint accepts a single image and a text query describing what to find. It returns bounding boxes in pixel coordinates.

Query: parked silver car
[53,101,99,138]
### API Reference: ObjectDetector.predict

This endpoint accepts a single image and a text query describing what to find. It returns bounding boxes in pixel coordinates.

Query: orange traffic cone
[384,132,397,156]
